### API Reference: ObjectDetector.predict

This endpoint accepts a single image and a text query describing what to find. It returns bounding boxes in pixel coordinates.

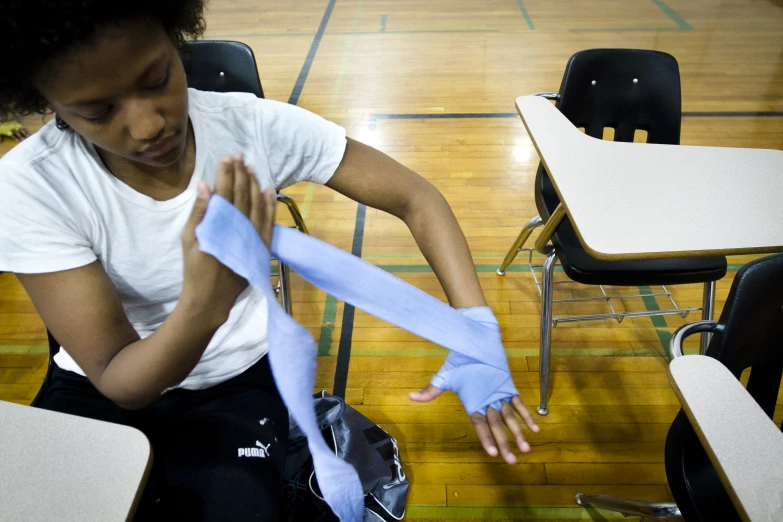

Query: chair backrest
[556,48,681,144]
[182,40,264,98]
[705,254,783,417]
[536,49,682,218]
[665,253,783,521]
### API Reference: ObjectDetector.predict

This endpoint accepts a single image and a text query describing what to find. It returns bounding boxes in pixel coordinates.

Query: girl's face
[33,19,190,169]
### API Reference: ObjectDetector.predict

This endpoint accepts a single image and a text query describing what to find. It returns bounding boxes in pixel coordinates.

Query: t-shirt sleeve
[255,99,347,189]
[0,163,96,274]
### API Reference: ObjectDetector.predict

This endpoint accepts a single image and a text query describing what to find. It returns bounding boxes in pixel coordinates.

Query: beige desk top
[0,400,152,522]
[668,356,783,522]
[516,95,783,260]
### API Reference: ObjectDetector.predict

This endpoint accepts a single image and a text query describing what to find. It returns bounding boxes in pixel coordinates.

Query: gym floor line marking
[206,29,498,39]
[515,0,535,30]
[368,111,783,124]
[332,203,367,395]
[287,0,337,105]
[570,0,692,32]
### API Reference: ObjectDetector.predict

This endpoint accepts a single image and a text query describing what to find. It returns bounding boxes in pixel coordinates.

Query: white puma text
[238,440,271,458]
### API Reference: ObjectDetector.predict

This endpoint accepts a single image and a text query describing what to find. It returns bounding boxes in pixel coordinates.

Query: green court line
[380,15,388,33]
[314,263,746,358]
[318,295,339,356]
[0,344,668,358]
[637,286,668,329]
[0,345,48,355]
[370,263,743,274]
[652,0,693,30]
[376,263,554,273]
[375,264,452,273]
[368,256,755,265]
[637,285,674,359]
[406,505,627,519]
[322,346,660,358]
[515,0,536,30]
[2,266,741,357]
[343,347,452,358]
[570,0,691,33]
[655,328,673,359]
[365,251,507,260]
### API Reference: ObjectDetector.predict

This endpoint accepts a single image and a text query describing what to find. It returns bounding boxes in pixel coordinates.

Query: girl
[0,1,537,519]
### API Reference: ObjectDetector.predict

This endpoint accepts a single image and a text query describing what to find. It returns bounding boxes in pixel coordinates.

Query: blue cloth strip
[195,195,518,521]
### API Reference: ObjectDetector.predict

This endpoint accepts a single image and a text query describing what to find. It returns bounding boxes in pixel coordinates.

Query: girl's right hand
[180,154,277,326]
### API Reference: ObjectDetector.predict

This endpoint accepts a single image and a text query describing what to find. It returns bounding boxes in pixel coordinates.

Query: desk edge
[514,96,783,261]
[667,357,751,522]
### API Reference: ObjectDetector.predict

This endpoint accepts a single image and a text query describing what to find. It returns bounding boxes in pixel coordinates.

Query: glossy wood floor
[3,0,783,520]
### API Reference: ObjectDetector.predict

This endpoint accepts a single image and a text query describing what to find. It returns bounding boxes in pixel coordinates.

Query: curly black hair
[0,0,207,117]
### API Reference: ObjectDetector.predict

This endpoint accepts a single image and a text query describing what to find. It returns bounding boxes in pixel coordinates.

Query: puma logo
[238,440,271,458]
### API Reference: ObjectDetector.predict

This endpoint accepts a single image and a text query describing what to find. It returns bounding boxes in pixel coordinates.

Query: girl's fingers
[233,155,251,217]
[215,155,235,202]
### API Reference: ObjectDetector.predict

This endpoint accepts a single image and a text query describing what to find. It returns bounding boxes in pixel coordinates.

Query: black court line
[373,113,518,120]
[369,111,783,123]
[332,204,366,399]
[288,0,337,105]
[367,113,517,129]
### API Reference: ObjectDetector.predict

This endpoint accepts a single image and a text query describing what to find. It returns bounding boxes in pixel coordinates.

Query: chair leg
[538,249,557,416]
[277,192,309,234]
[279,260,293,316]
[700,281,716,354]
[275,192,306,317]
[576,493,682,520]
[497,216,543,275]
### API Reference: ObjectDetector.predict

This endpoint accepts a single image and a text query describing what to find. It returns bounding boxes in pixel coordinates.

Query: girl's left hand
[410,385,539,465]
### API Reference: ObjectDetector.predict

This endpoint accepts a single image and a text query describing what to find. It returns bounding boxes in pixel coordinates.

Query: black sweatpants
[35,356,289,521]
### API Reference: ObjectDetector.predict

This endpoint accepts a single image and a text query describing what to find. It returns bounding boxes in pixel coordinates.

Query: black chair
[496,49,727,415]
[576,253,783,520]
[183,40,309,316]
[183,40,264,98]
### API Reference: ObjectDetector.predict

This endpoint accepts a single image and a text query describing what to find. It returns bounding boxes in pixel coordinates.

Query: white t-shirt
[0,89,346,389]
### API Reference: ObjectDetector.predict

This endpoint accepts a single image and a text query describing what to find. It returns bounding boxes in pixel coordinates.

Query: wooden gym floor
[2,0,783,520]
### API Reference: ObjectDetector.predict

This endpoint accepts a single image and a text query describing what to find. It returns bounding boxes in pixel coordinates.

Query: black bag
[281,391,409,521]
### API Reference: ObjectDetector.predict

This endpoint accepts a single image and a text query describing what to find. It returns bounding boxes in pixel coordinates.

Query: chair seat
[552,218,727,286]
[534,166,727,287]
